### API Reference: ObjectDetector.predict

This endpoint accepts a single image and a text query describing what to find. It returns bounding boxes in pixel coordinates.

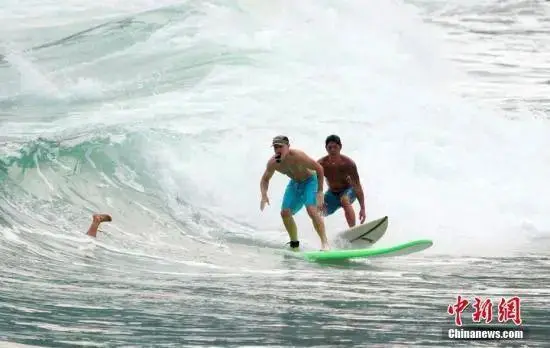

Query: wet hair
[325,134,341,147]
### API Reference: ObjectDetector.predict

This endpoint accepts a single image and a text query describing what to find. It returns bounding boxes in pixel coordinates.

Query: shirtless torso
[318,154,358,192]
[269,149,315,182]
[260,144,329,249]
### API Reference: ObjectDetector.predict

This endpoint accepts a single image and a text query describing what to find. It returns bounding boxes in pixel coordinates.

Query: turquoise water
[1,0,549,346]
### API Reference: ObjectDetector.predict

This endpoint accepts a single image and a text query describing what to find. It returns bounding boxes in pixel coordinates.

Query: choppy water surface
[1,0,549,346]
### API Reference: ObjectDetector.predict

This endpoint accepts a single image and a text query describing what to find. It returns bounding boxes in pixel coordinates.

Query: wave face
[1,0,549,346]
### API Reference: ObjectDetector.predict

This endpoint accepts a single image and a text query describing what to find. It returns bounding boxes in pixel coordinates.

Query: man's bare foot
[87,214,112,238]
[321,242,330,251]
[93,214,112,224]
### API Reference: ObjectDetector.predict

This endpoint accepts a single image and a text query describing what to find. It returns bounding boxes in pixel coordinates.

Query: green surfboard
[301,239,433,261]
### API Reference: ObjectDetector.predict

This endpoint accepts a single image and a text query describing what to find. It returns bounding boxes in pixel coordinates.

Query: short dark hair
[325,134,341,147]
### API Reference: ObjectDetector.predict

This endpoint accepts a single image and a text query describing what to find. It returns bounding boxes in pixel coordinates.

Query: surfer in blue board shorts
[318,134,366,227]
[86,214,112,238]
[260,135,330,251]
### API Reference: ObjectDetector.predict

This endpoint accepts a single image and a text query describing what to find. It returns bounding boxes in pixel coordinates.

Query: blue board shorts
[323,187,357,216]
[281,174,318,215]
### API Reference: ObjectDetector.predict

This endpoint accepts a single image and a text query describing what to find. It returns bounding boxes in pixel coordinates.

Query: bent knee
[281,209,292,218]
[340,195,352,206]
[305,205,318,217]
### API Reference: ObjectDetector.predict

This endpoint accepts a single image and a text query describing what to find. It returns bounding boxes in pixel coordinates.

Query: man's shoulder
[318,155,329,164]
[289,148,309,158]
[341,154,356,166]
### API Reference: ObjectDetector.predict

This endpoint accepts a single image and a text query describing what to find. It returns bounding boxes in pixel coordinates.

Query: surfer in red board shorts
[318,135,366,227]
[86,214,112,238]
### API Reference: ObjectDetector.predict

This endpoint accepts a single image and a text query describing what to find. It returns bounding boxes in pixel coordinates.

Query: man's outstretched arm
[260,160,276,200]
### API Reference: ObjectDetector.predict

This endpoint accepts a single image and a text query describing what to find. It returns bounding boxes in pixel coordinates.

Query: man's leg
[304,176,329,250]
[281,181,302,248]
[305,205,329,250]
[86,214,112,238]
[341,188,357,227]
[281,209,298,244]
[323,190,341,217]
